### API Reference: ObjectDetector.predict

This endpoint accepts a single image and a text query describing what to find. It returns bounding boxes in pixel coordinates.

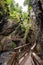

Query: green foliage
[6,0,11,4]
[10,11,20,22]
[0,0,32,45]
[22,12,28,19]
[7,0,22,22]
[24,0,32,14]
[0,0,9,22]
[24,0,30,6]
[12,42,16,48]
[23,20,32,42]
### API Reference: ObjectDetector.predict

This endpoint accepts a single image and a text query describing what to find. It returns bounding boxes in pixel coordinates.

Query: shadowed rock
[0,19,19,36]
[30,0,43,59]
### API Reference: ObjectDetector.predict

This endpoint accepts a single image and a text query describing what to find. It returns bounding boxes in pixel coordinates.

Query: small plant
[12,42,16,48]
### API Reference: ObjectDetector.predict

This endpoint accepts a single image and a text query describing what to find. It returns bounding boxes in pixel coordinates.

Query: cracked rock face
[40,0,43,9]
[30,0,43,58]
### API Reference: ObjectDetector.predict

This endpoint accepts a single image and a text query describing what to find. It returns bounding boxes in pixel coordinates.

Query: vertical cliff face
[30,0,43,58]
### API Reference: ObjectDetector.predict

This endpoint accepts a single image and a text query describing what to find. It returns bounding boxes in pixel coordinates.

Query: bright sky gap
[14,0,28,12]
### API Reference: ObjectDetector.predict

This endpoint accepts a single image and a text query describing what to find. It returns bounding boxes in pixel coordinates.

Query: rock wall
[30,0,43,59]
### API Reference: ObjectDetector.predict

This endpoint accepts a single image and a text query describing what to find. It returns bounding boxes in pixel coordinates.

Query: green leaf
[6,0,11,4]
[12,43,16,48]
